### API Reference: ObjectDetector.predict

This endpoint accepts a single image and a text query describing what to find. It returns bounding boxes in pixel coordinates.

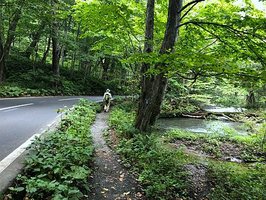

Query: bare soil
[171,139,244,162]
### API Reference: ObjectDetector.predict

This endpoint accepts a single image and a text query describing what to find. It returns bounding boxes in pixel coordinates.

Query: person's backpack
[105,93,110,102]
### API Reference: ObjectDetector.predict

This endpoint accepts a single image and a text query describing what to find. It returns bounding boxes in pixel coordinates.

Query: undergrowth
[5,99,96,200]
[167,127,266,162]
[109,108,190,199]
[108,101,266,200]
[208,161,266,199]
[1,57,123,97]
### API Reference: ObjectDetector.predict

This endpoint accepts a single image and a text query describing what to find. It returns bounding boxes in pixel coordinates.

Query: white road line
[0,133,41,174]
[3,108,18,113]
[0,114,62,174]
[0,103,34,111]
[58,98,81,102]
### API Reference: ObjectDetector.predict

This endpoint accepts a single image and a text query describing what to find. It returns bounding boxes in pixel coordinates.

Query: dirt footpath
[88,112,144,200]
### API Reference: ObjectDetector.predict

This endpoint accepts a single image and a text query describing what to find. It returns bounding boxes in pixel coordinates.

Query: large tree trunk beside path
[135,0,182,132]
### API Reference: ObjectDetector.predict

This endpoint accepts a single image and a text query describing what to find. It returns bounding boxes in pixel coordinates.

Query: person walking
[103,89,112,112]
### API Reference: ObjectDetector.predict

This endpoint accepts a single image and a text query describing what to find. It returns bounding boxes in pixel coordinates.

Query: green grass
[208,161,266,200]
[167,125,265,161]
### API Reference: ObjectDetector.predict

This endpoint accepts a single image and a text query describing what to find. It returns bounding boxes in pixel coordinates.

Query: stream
[157,118,247,135]
[157,106,248,135]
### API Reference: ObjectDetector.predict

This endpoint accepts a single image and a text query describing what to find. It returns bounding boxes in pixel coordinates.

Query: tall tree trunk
[52,34,61,89]
[101,57,110,81]
[135,0,182,131]
[149,0,182,124]
[71,23,80,76]
[24,21,46,59]
[246,90,256,108]
[0,4,22,82]
[61,19,69,67]
[41,37,51,64]
[52,36,60,76]
[0,59,4,83]
[51,0,60,78]
[51,15,61,89]
[71,52,76,71]
[135,0,155,131]
[4,7,22,60]
[0,5,5,83]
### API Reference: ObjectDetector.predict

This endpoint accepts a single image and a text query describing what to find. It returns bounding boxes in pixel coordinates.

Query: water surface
[157,118,247,135]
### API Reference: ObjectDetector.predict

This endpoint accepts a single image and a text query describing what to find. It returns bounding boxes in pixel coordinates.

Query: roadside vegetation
[107,100,266,200]
[0,0,265,199]
[4,99,98,200]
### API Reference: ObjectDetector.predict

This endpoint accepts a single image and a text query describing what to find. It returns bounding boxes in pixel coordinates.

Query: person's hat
[106,89,110,92]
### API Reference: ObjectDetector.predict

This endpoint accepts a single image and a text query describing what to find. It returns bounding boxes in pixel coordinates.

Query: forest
[0,0,266,199]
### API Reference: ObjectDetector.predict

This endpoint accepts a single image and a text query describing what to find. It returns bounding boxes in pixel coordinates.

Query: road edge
[0,113,63,196]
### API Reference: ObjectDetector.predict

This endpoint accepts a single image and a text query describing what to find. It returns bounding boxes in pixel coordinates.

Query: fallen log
[182,114,207,119]
[181,112,238,122]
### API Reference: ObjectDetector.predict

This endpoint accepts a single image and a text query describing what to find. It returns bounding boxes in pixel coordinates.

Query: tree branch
[178,0,205,14]
[176,72,197,80]
[179,1,201,22]
[191,21,266,66]
[198,39,218,53]
[116,8,141,44]
[178,20,265,41]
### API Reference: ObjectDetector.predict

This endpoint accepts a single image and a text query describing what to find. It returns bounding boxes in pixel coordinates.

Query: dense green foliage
[208,162,266,199]
[1,0,265,198]
[5,100,96,199]
[0,0,138,95]
[0,0,265,116]
[109,108,190,199]
[162,76,265,116]
[108,101,266,199]
[0,52,125,97]
[0,63,121,97]
[0,0,265,100]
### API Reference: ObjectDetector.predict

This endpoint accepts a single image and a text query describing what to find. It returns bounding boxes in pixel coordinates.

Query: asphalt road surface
[0,96,102,162]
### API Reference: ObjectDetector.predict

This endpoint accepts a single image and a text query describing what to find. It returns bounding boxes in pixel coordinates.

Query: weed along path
[88,112,144,200]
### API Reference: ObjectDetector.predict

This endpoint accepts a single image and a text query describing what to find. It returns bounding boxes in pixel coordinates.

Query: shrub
[109,105,266,200]
[208,162,266,200]
[109,108,190,199]
[108,108,136,138]
[6,99,96,199]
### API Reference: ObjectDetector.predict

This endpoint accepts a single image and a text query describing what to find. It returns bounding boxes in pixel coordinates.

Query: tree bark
[0,5,5,83]
[246,90,256,108]
[52,36,60,76]
[61,19,69,67]
[71,23,80,75]
[4,8,22,60]
[135,0,183,131]
[0,1,24,83]
[0,3,23,82]
[51,0,60,78]
[135,0,155,131]
[41,37,51,64]
[71,52,76,71]
[101,57,110,81]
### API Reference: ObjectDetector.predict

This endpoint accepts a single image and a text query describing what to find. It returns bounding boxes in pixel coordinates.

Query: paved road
[0,96,102,162]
